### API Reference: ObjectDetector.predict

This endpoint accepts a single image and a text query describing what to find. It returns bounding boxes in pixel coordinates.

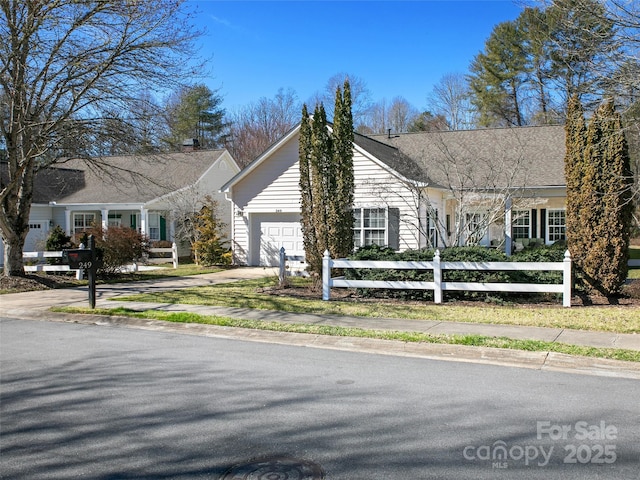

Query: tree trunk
[2,233,27,277]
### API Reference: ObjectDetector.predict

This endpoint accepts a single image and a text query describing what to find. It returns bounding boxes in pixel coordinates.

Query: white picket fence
[22,243,178,276]
[322,249,574,307]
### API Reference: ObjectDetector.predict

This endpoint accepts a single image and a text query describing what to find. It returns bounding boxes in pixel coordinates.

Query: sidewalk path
[2,267,639,378]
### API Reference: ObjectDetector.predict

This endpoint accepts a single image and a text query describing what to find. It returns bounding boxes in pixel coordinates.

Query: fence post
[563,250,572,307]
[279,247,286,287]
[172,242,178,269]
[433,249,442,304]
[76,243,85,280]
[322,250,331,301]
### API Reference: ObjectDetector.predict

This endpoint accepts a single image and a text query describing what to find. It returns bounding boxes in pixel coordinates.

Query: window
[512,210,530,240]
[353,208,385,248]
[427,210,438,248]
[148,213,160,241]
[73,213,95,235]
[108,213,122,227]
[464,212,488,245]
[547,209,566,242]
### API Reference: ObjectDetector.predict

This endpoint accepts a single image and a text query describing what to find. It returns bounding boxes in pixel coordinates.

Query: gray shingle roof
[34,150,226,204]
[352,132,430,183]
[369,125,566,189]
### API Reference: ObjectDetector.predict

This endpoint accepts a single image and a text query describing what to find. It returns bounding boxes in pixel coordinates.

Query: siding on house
[233,136,302,213]
[352,151,423,251]
[228,132,425,265]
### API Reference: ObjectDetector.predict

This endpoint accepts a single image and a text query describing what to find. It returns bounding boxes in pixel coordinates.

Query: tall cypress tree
[329,80,355,258]
[298,83,356,280]
[308,103,332,275]
[564,96,587,269]
[298,105,318,274]
[579,101,634,295]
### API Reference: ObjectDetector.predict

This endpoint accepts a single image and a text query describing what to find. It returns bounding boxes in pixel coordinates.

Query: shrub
[45,225,73,251]
[344,245,568,302]
[509,244,566,286]
[191,197,231,266]
[348,245,434,300]
[44,225,74,265]
[85,226,150,275]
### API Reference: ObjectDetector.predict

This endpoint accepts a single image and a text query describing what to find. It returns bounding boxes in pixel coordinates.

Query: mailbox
[63,249,94,269]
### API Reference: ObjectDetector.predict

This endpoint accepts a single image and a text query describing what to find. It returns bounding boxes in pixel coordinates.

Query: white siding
[232,208,250,265]
[234,135,301,212]
[196,152,239,241]
[230,134,301,265]
[352,152,421,251]
[228,133,426,265]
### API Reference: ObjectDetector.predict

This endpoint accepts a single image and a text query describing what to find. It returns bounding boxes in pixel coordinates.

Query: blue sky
[189,1,524,113]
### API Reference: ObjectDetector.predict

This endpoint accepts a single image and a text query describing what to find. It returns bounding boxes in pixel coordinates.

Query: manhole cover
[220,455,324,480]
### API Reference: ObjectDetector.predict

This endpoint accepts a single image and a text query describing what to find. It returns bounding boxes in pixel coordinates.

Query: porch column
[140,208,148,237]
[101,209,109,230]
[169,214,175,242]
[504,197,512,257]
[64,209,72,236]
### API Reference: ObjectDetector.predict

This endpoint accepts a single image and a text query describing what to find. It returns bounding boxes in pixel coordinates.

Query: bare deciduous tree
[225,88,300,167]
[308,73,373,130]
[366,128,548,251]
[426,73,477,130]
[0,0,202,275]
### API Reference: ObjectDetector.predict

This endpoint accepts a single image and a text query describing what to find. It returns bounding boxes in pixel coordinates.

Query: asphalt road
[1,317,639,479]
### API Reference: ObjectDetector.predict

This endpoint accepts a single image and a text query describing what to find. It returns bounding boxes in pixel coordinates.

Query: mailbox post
[64,235,98,308]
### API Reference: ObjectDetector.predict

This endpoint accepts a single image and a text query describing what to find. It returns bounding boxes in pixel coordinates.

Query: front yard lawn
[114,276,640,334]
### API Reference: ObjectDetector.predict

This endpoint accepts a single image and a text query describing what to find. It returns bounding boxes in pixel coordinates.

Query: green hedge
[344,244,567,301]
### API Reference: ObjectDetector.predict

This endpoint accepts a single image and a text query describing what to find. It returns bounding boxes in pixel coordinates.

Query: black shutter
[531,209,537,238]
[388,208,400,250]
[540,209,546,243]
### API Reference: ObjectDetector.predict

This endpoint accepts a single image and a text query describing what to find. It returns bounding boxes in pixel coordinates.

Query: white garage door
[258,217,304,267]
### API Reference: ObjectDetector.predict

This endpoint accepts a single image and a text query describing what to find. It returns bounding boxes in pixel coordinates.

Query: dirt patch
[0,274,80,293]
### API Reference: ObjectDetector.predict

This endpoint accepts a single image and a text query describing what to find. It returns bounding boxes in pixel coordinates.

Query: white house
[1,148,240,263]
[222,123,568,267]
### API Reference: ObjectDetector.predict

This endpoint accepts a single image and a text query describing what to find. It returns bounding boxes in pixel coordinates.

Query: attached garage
[252,213,304,266]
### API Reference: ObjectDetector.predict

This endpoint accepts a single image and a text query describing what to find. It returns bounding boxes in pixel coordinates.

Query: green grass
[112,276,640,334]
[52,305,640,363]
[100,263,225,282]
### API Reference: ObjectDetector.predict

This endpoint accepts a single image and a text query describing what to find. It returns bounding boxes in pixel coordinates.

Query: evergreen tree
[468,20,528,127]
[298,83,355,279]
[298,105,318,275]
[329,80,355,258]
[309,103,332,271]
[564,96,588,270]
[576,101,634,295]
[164,84,227,150]
[191,196,231,266]
[546,0,616,106]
